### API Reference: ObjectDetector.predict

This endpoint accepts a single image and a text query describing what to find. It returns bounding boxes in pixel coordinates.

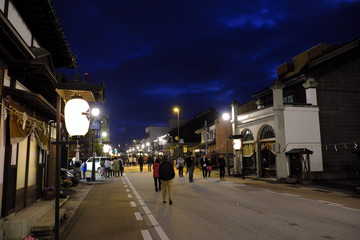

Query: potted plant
[60,179,72,198]
[42,186,55,200]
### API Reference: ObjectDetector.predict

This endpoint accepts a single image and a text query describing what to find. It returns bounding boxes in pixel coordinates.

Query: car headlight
[67,172,74,178]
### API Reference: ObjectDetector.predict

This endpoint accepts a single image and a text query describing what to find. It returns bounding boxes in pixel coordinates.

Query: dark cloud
[52,0,360,146]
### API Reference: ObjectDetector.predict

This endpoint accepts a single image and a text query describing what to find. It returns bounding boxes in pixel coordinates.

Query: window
[283,94,294,103]
[260,125,275,139]
[242,129,254,142]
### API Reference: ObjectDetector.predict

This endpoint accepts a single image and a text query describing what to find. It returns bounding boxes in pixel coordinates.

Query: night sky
[52,0,360,148]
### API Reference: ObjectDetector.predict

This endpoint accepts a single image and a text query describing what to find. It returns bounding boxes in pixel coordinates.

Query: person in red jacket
[153,158,161,192]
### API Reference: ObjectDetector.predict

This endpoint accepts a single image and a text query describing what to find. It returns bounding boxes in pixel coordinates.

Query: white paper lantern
[64,97,90,136]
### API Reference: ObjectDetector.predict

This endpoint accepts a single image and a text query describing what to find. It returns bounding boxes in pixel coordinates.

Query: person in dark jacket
[185,154,195,182]
[138,155,144,172]
[218,155,226,180]
[159,157,175,205]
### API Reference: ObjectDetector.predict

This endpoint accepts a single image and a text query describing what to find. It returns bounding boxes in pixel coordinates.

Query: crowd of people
[76,153,227,206]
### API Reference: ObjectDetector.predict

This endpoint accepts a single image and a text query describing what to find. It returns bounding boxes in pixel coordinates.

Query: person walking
[113,157,120,177]
[153,159,161,192]
[104,158,111,178]
[200,154,208,178]
[159,157,175,205]
[81,160,87,179]
[218,154,226,180]
[185,154,195,182]
[100,158,105,178]
[147,155,154,172]
[138,155,144,172]
[206,156,212,178]
[119,157,124,176]
[176,156,185,177]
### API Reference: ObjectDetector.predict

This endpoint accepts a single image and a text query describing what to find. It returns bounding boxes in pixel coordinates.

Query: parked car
[61,168,79,186]
[85,156,111,174]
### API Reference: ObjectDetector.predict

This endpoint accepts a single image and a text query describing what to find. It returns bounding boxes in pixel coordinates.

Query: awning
[285,148,313,155]
[4,87,57,119]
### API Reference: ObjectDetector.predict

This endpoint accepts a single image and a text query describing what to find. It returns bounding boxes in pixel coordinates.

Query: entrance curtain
[243,144,255,157]
[9,103,49,151]
[260,142,276,155]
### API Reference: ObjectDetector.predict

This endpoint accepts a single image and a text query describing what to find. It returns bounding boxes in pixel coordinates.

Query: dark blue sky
[52,0,360,148]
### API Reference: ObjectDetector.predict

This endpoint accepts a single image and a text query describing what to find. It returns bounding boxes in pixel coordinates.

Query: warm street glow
[91,107,100,117]
[222,112,230,121]
[173,107,180,113]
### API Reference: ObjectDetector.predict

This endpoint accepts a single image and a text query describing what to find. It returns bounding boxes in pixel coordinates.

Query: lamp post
[62,95,90,240]
[222,113,230,175]
[232,134,244,179]
[173,107,180,140]
[91,107,100,181]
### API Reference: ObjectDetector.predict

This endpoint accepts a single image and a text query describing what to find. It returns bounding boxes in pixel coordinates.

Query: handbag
[207,165,212,171]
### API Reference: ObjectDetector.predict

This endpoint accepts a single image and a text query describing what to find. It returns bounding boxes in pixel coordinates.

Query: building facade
[232,38,360,182]
[0,0,78,238]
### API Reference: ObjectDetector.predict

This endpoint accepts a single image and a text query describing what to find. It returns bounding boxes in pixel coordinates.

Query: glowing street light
[222,112,231,175]
[173,107,180,140]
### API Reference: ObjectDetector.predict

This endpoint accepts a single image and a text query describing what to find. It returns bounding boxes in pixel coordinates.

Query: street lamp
[173,107,180,140]
[222,113,231,175]
[232,134,244,179]
[91,107,100,181]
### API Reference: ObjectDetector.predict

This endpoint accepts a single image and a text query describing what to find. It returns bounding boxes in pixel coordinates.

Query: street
[61,167,360,240]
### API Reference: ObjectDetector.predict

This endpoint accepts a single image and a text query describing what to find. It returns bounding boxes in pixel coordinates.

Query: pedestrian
[100,158,105,178]
[185,154,195,182]
[138,155,144,172]
[218,154,226,180]
[147,155,154,172]
[104,158,111,178]
[73,158,82,181]
[81,160,87,179]
[153,159,161,192]
[206,156,212,178]
[159,157,175,205]
[119,157,124,176]
[200,154,208,178]
[113,157,120,177]
[176,156,185,177]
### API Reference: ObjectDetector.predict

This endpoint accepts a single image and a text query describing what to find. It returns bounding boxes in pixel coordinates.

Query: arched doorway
[259,125,276,177]
[242,129,256,176]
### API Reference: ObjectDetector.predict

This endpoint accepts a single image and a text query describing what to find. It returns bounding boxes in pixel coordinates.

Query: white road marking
[126,189,130,192]
[130,201,137,207]
[135,212,143,220]
[125,175,170,240]
[141,230,153,240]
[127,194,133,198]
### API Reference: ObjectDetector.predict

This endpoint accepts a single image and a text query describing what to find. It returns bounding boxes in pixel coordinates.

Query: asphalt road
[60,167,360,240]
[126,170,360,240]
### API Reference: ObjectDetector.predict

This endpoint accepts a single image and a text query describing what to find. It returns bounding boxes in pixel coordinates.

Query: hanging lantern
[64,97,90,136]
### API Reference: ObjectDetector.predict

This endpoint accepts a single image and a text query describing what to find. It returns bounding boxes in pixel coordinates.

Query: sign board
[90,119,101,130]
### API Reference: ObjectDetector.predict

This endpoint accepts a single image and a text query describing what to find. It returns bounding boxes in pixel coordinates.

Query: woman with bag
[206,156,212,178]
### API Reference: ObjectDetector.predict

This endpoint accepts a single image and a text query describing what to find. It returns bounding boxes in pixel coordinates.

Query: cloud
[220,8,280,28]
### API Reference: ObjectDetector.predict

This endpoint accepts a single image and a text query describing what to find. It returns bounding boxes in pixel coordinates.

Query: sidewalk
[60,176,147,240]
[204,167,360,210]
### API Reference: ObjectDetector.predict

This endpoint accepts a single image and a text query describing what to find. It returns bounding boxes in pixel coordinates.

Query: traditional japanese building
[231,38,360,182]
